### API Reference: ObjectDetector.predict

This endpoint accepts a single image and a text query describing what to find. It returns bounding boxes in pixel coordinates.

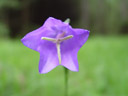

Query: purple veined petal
[61,49,79,71]
[37,41,59,74]
[43,17,64,29]
[43,17,70,33]
[60,28,89,52]
[21,17,64,51]
[21,26,44,51]
[60,28,89,71]
[60,28,79,71]
[21,26,57,51]
[73,28,90,49]
[39,53,59,74]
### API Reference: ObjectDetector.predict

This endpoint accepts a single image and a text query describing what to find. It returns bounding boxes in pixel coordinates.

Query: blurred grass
[0,36,128,96]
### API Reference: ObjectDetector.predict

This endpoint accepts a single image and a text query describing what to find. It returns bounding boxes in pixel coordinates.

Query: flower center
[41,33,73,64]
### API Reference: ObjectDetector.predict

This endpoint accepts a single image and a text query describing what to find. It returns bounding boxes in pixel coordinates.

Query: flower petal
[60,28,89,71]
[43,17,64,29]
[21,26,44,51]
[73,28,90,49]
[38,41,59,74]
[21,26,57,51]
[21,17,64,51]
[60,28,89,52]
[61,49,79,71]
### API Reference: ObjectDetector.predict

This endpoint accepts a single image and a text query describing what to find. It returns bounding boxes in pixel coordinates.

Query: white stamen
[61,35,73,41]
[41,37,56,42]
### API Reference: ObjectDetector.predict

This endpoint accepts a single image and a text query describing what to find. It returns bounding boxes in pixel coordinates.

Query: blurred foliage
[0,0,79,38]
[80,0,128,35]
[0,36,128,96]
[0,0,20,9]
[0,0,128,38]
[0,22,9,37]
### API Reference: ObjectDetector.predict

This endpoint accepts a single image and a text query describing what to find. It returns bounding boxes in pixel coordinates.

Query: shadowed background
[0,0,128,96]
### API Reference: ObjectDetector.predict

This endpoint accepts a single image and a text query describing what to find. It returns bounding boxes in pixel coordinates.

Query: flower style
[21,17,89,74]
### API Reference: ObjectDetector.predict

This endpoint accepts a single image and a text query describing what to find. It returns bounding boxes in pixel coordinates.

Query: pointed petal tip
[38,58,60,74]
[87,30,90,36]
[66,67,79,72]
[38,64,59,74]
[39,64,79,74]
[87,30,90,34]
[39,70,48,74]
[62,64,79,72]
[48,17,54,19]
[21,37,25,43]
[70,68,79,72]
[46,17,58,21]
[84,29,90,34]
[73,68,79,72]
[39,67,51,74]
[21,38,26,46]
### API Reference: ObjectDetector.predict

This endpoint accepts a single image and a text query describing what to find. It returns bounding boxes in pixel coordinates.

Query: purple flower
[21,17,89,74]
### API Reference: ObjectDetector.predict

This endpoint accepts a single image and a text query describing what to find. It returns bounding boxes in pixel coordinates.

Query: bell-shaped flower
[21,17,89,74]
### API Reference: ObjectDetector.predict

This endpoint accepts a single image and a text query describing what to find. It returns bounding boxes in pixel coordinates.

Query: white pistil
[41,35,73,64]
[56,43,61,64]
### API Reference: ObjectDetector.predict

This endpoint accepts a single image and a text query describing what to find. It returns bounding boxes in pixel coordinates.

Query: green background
[0,36,128,96]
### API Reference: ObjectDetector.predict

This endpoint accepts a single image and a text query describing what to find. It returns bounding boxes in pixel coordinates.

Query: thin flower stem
[64,67,68,96]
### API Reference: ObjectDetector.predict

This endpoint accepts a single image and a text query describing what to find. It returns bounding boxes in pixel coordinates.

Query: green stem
[64,67,68,96]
